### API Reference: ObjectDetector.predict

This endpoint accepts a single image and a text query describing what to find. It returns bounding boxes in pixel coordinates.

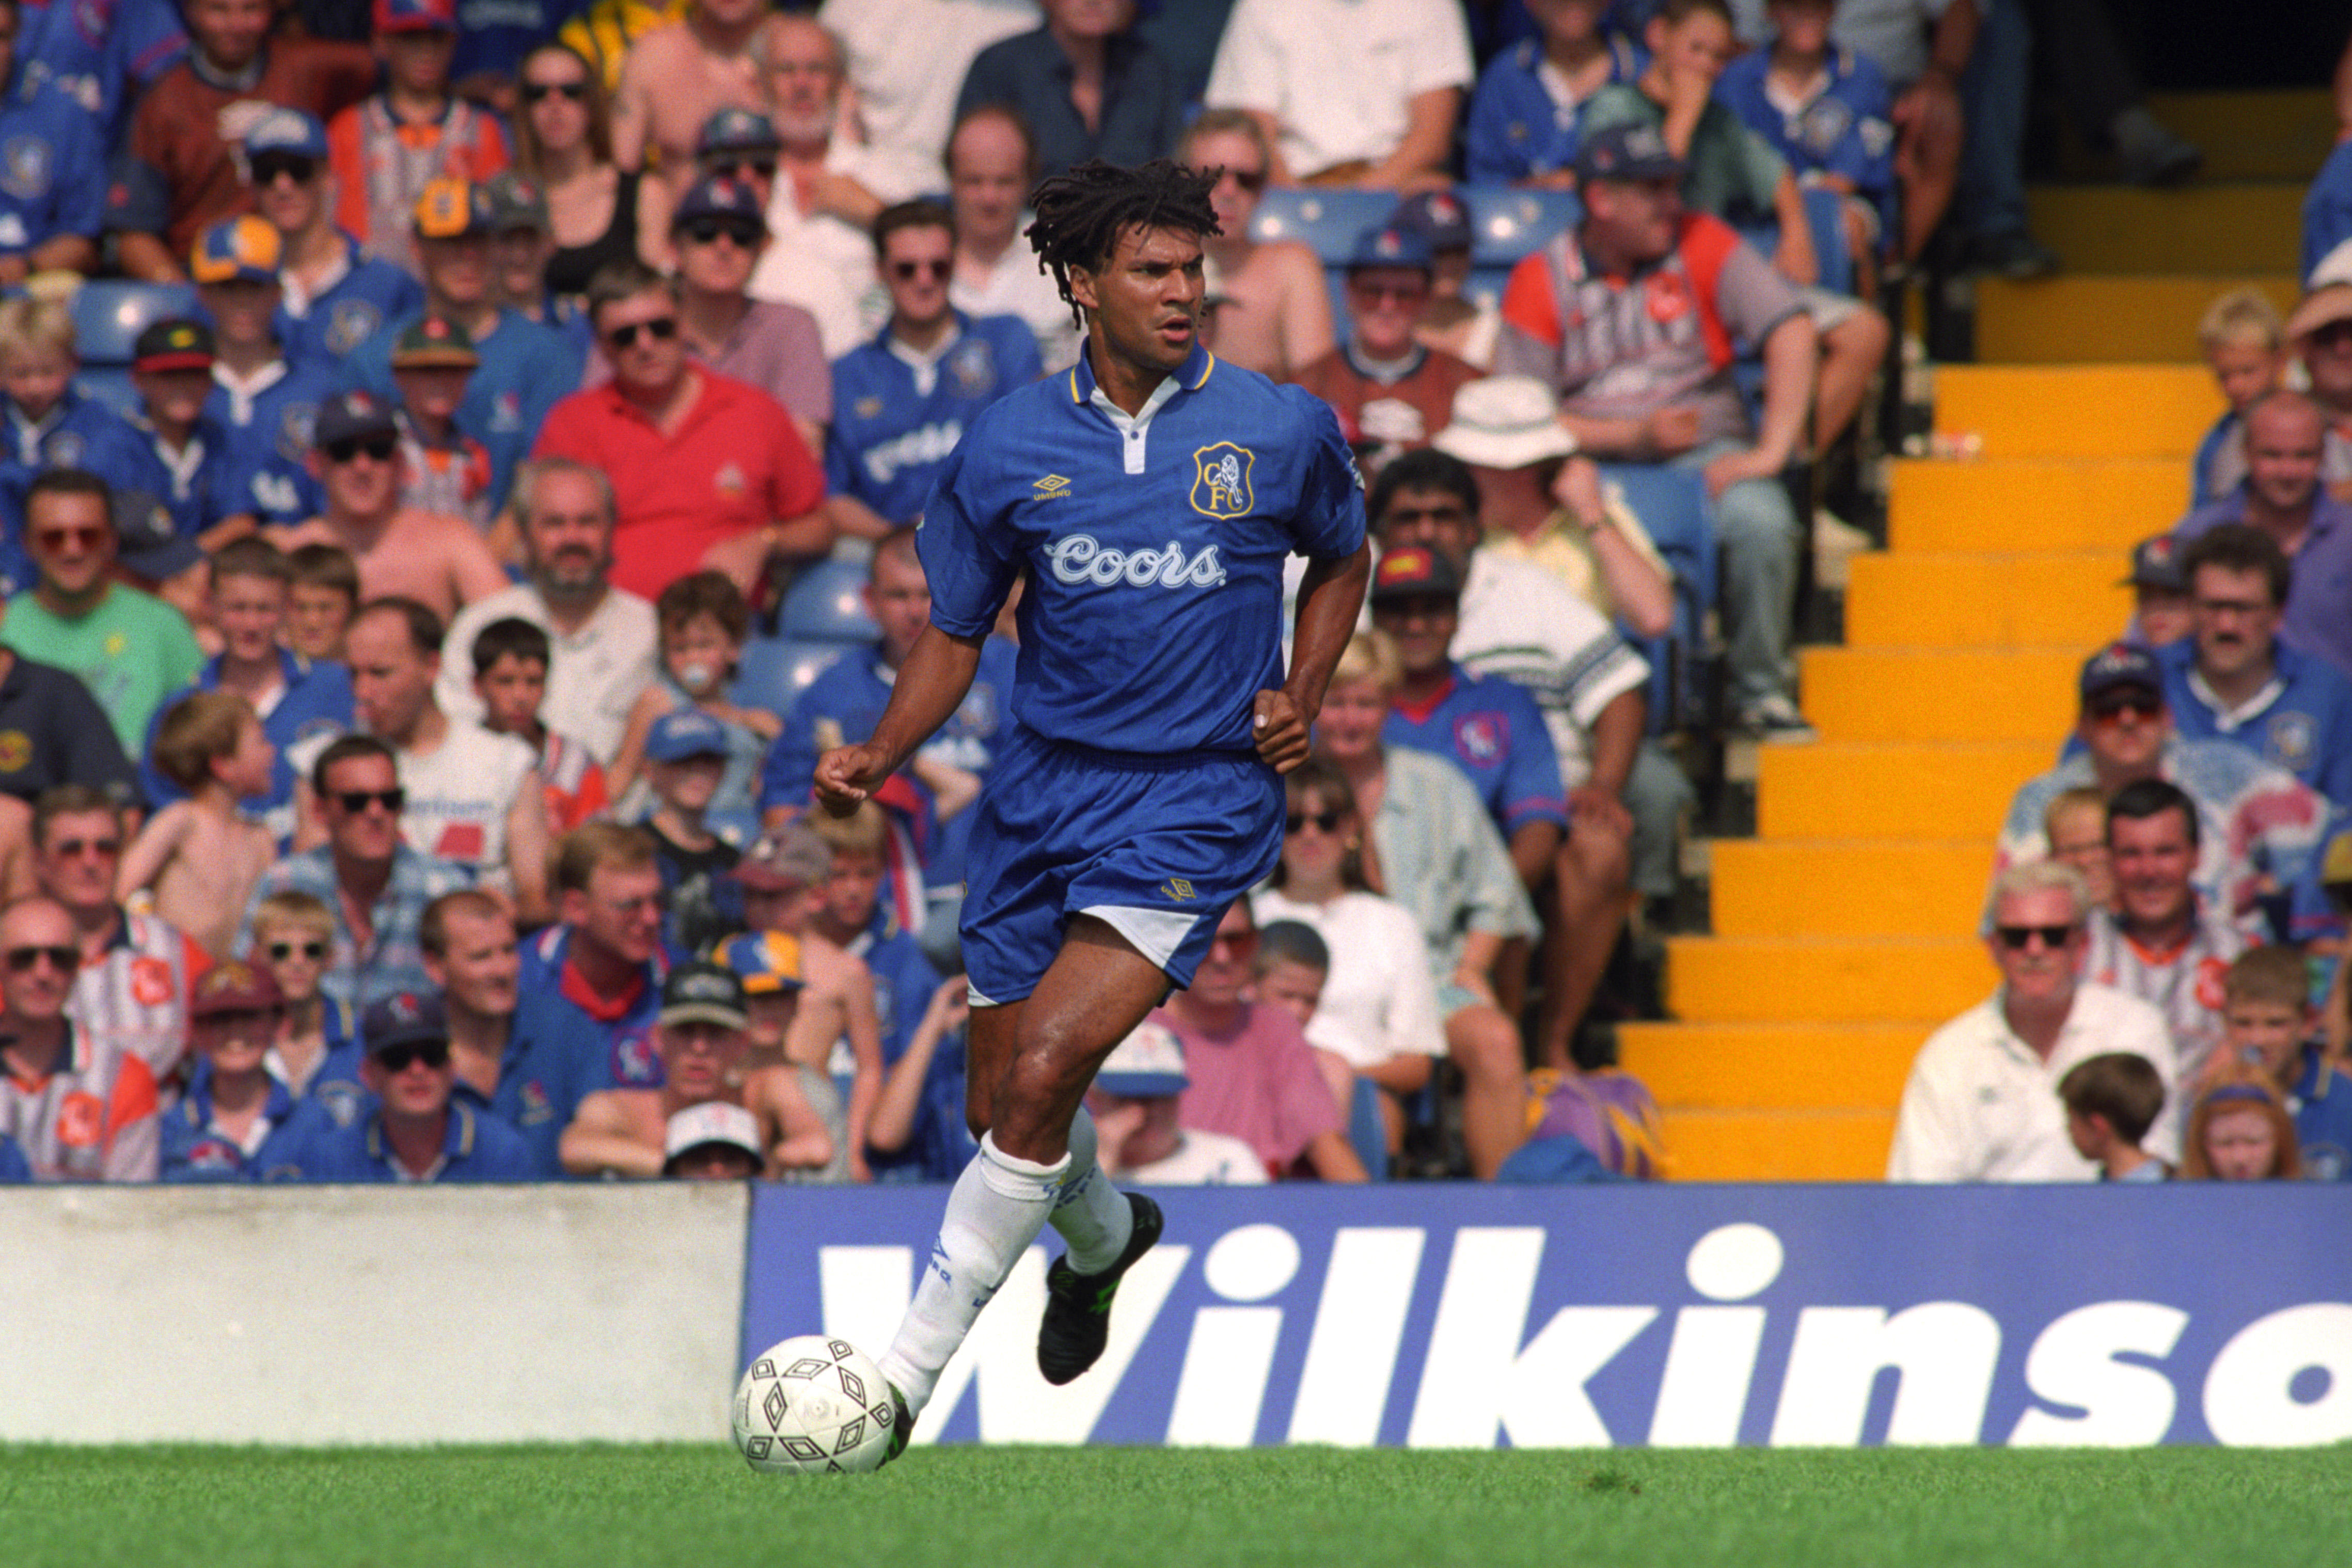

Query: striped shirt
[0,1022,161,1182]
[237,845,477,1015]
[2083,907,2246,1086]
[72,909,209,1088]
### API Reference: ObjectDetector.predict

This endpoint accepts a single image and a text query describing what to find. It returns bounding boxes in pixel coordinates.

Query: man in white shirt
[1889,860,2180,1182]
[817,0,1035,176]
[438,458,657,766]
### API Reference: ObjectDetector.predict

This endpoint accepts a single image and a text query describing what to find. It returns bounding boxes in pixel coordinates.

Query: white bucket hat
[1430,375,1579,469]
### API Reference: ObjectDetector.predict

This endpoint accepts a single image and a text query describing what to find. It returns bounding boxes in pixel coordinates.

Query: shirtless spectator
[1179,111,1332,382]
[116,692,276,959]
[948,106,1081,373]
[272,390,506,626]
[559,959,834,1178]
[115,0,375,280]
[1203,0,1471,190]
[335,597,551,923]
[611,0,769,244]
[1295,225,1479,480]
[0,895,160,1181]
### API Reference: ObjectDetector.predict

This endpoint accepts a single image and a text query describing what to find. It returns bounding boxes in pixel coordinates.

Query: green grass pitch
[4,1445,2345,1568]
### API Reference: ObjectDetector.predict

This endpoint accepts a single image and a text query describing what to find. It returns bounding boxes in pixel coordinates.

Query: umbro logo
[1033,473,1072,499]
[1160,878,1195,901]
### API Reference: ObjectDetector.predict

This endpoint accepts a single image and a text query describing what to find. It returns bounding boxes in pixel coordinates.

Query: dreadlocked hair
[1024,158,1222,331]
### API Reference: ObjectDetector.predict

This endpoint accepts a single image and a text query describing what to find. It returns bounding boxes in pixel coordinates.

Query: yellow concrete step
[1934,365,2219,458]
[1845,552,2133,650]
[1973,275,2297,365]
[1666,935,1987,1023]
[1799,648,2083,743]
[1620,1021,1919,1110]
[1659,1110,1895,1181]
[1887,458,2186,554]
[1754,741,2049,837]
[2144,90,2335,183]
[2026,184,2303,275]
[1709,841,1990,939]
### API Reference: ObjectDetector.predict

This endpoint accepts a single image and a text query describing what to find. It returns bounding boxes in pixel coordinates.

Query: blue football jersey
[827,311,1042,527]
[0,75,106,255]
[206,358,337,527]
[1384,662,1569,840]
[346,305,584,512]
[278,233,426,374]
[920,339,1365,755]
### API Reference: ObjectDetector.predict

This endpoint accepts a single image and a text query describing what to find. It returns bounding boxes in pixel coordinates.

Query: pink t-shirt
[1158,1002,1342,1178]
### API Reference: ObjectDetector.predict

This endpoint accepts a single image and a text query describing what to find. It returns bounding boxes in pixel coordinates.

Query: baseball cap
[389,314,480,370]
[132,318,214,374]
[115,493,203,582]
[1369,543,1463,606]
[191,958,284,1019]
[1345,224,1432,274]
[482,170,550,235]
[1095,1021,1188,1098]
[362,990,449,1055]
[2286,283,2352,342]
[190,215,281,285]
[312,389,399,449]
[414,177,493,240]
[673,175,765,231]
[374,0,457,32]
[646,707,732,763]
[2078,642,2164,705]
[1430,375,1578,469]
[1575,123,1686,183]
[731,825,833,892]
[659,959,750,1031]
[243,107,329,162]
[662,1102,765,1175]
[2120,534,2186,593]
[1391,189,1471,254]
[697,107,781,158]
[715,929,806,995]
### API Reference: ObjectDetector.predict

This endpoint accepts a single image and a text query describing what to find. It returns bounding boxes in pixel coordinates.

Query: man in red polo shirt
[532,260,830,600]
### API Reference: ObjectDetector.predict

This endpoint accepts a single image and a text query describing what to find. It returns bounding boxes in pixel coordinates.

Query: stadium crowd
[0,0,2338,1191]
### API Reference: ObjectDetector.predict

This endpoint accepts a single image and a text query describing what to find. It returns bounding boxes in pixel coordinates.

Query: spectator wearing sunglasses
[510,43,661,302]
[1176,110,1332,383]
[533,259,830,601]
[1997,642,2329,940]
[825,200,1040,542]
[0,894,161,1181]
[247,109,425,377]
[247,890,364,1119]
[239,734,478,1016]
[1890,860,2179,1183]
[1294,226,1480,481]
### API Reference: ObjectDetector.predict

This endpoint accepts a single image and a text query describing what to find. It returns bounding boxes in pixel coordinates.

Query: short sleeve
[916,435,1022,638]
[1704,233,1805,347]
[1281,389,1367,560]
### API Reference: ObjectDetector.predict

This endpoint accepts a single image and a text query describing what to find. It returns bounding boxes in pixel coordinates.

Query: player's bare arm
[1258,540,1372,772]
[812,624,986,812]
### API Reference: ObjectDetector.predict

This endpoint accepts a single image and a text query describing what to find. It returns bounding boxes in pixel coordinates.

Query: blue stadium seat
[777,558,879,643]
[1598,462,1717,733]
[71,280,199,366]
[73,368,139,421]
[1458,186,1581,266]
[1348,1075,1389,1181]
[1463,263,1515,316]
[731,637,844,715]
[1248,188,1394,264]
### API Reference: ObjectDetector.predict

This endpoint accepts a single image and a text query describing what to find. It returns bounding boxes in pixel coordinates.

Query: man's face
[949,116,1028,247]
[198,279,280,351]
[1653,8,1733,80]
[569,862,664,966]
[523,469,614,597]
[421,233,490,310]
[762,18,840,141]
[1314,676,1390,765]
[1071,224,1204,381]
[650,753,725,814]
[1254,958,1323,1030]
[186,0,271,70]
[672,1145,760,1179]
[820,849,882,932]
[1042,0,1127,36]
[1527,0,1605,45]
[2202,1106,2279,1181]
[1190,904,1257,1009]
[2,344,71,422]
[2078,683,2167,775]
[1987,885,2085,1009]
[135,367,214,432]
[2208,339,2281,413]
[1347,266,1430,359]
[658,1018,746,1101]
[193,1005,280,1075]
[320,753,405,864]
[598,288,685,399]
[475,654,547,735]
[739,879,808,936]
[346,612,437,744]
[288,583,354,661]
[251,149,326,234]
[2190,563,2281,683]
[1369,592,1457,679]
[1584,175,1682,263]
[33,807,120,913]
[865,547,931,666]
[2299,319,2352,402]
[366,1039,455,1118]
[881,224,954,335]
[0,902,77,1022]
[25,492,114,600]
[2244,400,2325,513]
[675,214,763,294]
[1376,485,1478,572]
[314,426,400,520]
[428,907,520,1019]
[1186,129,1263,235]
[2108,809,2195,932]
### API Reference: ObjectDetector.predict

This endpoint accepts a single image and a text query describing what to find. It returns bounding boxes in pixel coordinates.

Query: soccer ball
[732,1336,899,1475]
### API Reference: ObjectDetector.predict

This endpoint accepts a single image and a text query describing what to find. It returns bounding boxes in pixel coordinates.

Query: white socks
[877,1132,1070,1417]
[1049,1106,1135,1276]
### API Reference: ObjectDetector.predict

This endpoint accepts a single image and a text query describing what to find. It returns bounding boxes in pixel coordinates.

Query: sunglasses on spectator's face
[5,944,78,974]
[521,79,587,102]
[2089,693,2160,724]
[703,158,775,182]
[890,259,951,282]
[34,525,105,552]
[683,218,762,248]
[1351,280,1428,305]
[268,940,328,961]
[375,1040,450,1073]
[2308,320,2352,350]
[324,436,398,465]
[333,788,405,814]
[1285,809,1344,836]
[1221,165,1267,193]
[605,316,677,350]
[49,836,119,859]
[250,153,318,186]
[1993,924,2076,951]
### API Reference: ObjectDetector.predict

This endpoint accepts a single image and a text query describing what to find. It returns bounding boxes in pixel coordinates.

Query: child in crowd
[117,692,278,959]
[2181,1068,2302,1180]
[1252,918,1358,1144]
[326,0,509,274]
[248,890,363,1119]
[1464,0,1642,187]
[192,216,335,531]
[2214,945,2352,1181]
[124,319,241,556]
[2042,787,2116,913]
[470,616,608,831]
[2118,535,2193,648]
[389,316,493,527]
[2058,1051,2170,1181]
[0,296,145,506]
[2188,290,2323,508]
[162,961,299,1182]
[713,928,853,1184]
[286,543,362,662]
[609,571,777,826]
[641,707,746,956]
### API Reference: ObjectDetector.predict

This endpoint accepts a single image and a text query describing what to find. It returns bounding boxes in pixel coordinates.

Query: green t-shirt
[1582,84,1788,233]
[1,586,205,757]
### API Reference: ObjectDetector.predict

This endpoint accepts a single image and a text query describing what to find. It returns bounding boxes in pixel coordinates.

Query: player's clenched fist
[1252,689,1312,774]
[813,743,892,815]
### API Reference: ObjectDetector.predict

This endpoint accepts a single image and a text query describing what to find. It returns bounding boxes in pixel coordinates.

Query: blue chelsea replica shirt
[0,73,107,256]
[827,310,1042,527]
[919,338,1366,756]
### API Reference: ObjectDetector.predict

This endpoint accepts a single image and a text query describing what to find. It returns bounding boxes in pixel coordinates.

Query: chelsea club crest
[1189,441,1254,519]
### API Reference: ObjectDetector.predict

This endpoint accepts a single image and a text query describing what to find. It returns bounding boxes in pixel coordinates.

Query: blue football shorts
[958,724,1283,1005]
